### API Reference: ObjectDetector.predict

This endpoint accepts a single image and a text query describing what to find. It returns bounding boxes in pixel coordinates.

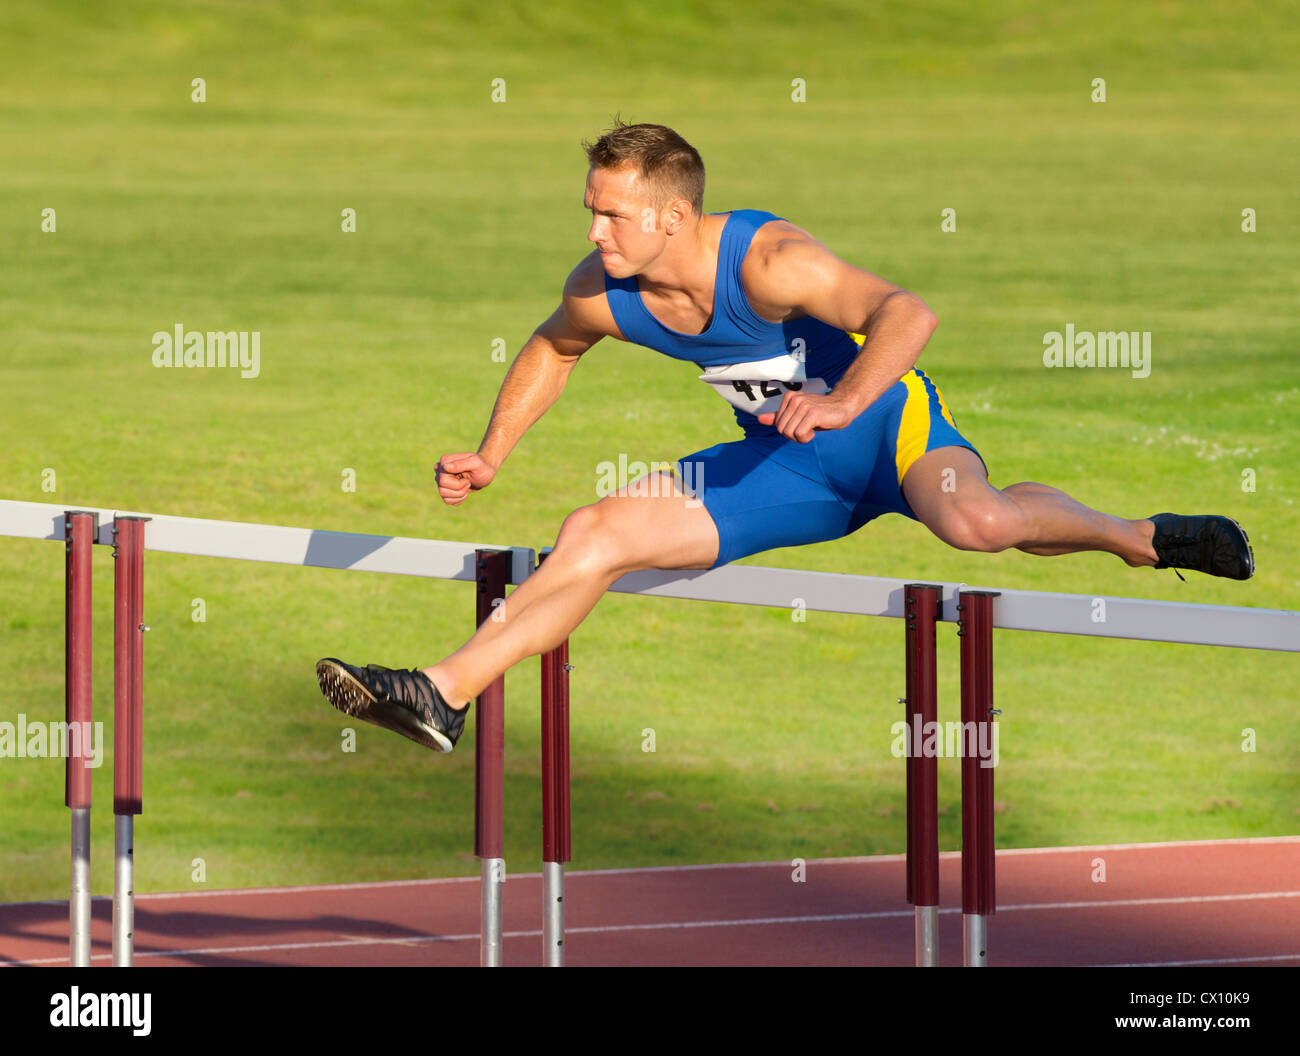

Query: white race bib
[698,354,829,417]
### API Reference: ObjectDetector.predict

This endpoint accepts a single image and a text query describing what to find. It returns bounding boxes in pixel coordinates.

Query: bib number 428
[732,379,803,401]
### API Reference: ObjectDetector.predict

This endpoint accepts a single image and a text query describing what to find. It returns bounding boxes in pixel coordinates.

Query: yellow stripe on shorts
[894,370,931,485]
[929,371,959,430]
[844,336,958,484]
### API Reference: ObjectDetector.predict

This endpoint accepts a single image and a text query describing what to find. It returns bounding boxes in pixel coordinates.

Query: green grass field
[1,0,1297,902]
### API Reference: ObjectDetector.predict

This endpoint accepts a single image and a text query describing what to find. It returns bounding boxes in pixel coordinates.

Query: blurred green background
[1,0,1297,902]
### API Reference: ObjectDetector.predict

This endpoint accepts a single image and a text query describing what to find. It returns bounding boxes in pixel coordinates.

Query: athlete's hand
[757,391,858,444]
[437,453,497,506]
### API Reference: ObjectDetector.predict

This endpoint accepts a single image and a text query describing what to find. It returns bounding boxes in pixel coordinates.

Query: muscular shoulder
[561,250,624,341]
[740,219,835,323]
[741,217,910,332]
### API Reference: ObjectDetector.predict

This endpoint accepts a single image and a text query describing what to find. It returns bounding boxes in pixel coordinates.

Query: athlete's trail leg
[424,473,718,706]
[902,447,1159,565]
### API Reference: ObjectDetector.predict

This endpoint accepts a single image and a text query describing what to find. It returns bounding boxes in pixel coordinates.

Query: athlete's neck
[635,212,719,295]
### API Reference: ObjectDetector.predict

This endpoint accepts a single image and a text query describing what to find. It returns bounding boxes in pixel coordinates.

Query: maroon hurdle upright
[112,515,148,967]
[957,589,998,967]
[538,548,572,967]
[904,584,941,966]
[474,550,511,967]
[65,511,97,967]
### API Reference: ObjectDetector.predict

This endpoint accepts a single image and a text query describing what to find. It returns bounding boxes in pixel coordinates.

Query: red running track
[3,837,1298,967]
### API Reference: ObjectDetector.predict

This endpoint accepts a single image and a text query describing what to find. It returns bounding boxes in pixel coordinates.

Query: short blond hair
[583,118,705,213]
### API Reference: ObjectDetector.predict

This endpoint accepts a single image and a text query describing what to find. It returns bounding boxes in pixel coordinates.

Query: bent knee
[553,498,646,574]
[556,503,614,555]
[553,479,714,574]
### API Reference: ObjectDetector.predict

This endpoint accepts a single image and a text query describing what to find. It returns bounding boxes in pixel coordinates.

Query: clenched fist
[436,452,497,506]
[756,390,859,444]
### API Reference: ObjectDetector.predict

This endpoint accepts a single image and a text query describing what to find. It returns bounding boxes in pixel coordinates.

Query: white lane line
[9,890,1300,966]
[1102,953,1300,967]
[8,835,1297,910]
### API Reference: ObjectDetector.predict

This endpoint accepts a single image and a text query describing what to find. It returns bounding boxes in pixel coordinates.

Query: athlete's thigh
[590,470,720,571]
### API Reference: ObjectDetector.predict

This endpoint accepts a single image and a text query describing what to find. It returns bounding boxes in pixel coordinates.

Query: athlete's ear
[663,199,691,235]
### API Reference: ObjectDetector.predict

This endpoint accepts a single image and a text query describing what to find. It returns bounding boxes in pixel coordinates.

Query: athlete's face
[584,165,667,277]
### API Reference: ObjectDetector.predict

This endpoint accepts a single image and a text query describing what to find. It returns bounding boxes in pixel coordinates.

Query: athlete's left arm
[748,234,938,443]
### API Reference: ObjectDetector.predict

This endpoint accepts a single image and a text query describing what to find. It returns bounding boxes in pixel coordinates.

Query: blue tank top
[603,209,862,434]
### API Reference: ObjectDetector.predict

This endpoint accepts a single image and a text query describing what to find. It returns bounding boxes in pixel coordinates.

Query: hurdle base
[543,861,564,967]
[70,807,91,967]
[480,857,504,967]
[113,815,134,967]
[914,904,937,967]
[963,913,987,967]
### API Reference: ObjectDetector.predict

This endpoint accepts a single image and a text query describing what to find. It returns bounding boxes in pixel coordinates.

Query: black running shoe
[1148,513,1255,581]
[315,658,467,752]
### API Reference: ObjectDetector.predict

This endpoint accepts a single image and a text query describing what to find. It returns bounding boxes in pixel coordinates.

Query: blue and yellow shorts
[677,368,985,569]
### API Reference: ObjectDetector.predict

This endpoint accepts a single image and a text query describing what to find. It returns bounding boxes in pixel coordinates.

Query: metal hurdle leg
[540,645,570,967]
[904,585,941,967]
[474,550,510,967]
[957,590,998,967]
[112,816,134,967]
[112,516,148,967]
[65,511,97,967]
[538,548,572,966]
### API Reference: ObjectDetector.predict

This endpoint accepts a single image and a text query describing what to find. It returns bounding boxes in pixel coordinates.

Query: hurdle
[111,515,147,966]
[477,546,573,968]
[63,511,96,967]
[2,500,536,966]
[604,565,1298,965]
[904,584,940,966]
[957,590,997,967]
[3,497,1298,966]
[473,550,508,966]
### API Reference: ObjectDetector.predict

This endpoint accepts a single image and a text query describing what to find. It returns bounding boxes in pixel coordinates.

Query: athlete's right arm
[437,253,616,506]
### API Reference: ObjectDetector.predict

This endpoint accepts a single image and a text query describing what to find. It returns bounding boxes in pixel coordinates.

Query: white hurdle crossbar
[610,567,1300,652]
[0,499,535,585]
[3,499,1293,652]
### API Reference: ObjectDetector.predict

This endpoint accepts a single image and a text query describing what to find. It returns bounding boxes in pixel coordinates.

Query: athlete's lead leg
[426,474,719,706]
[315,473,719,751]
